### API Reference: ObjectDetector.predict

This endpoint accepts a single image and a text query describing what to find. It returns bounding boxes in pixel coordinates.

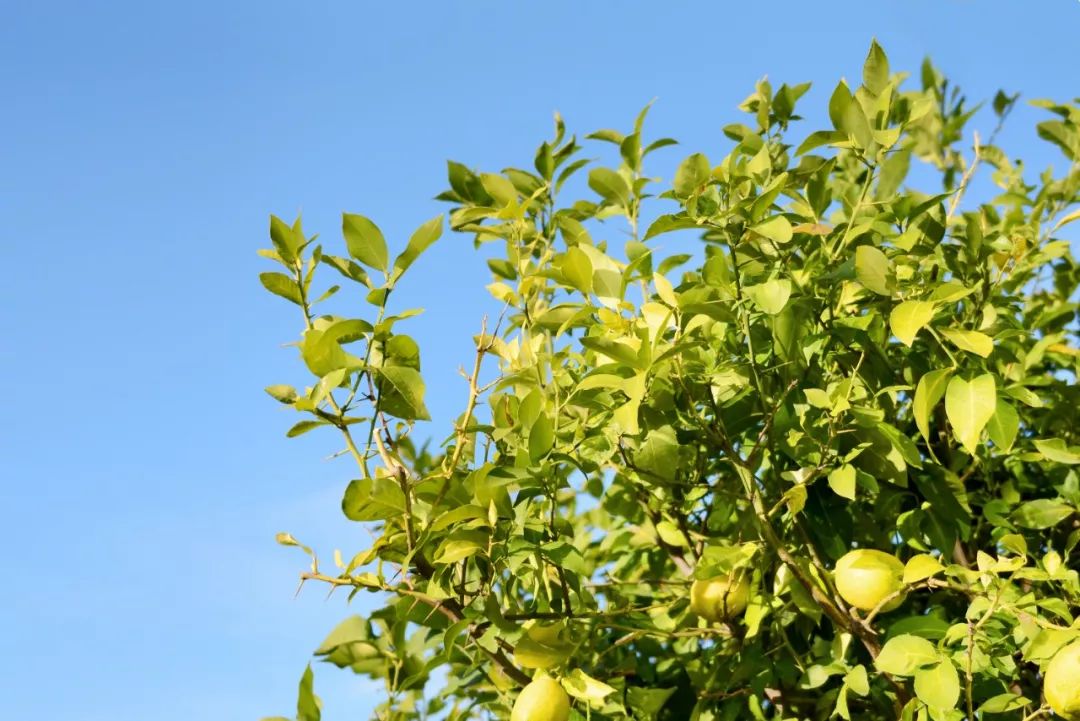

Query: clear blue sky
[3,2,1077,719]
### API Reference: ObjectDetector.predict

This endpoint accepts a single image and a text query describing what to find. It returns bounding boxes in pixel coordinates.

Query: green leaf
[433,529,488,564]
[914,368,952,448]
[320,255,370,287]
[854,246,893,296]
[636,426,679,481]
[874,635,940,676]
[260,272,302,305]
[889,301,934,346]
[751,216,793,244]
[939,327,994,358]
[562,668,616,705]
[301,319,371,376]
[543,541,588,575]
[845,665,870,696]
[914,660,959,711]
[828,81,853,130]
[796,129,845,156]
[562,247,593,294]
[342,477,407,521]
[297,664,321,721]
[529,413,554,462]
[626,687,676,717]
[588,167,631,206]
[376,365,430,420]
[945,374,996,454]
[580,336,645,369]
[1037,120,1078,160]
[513,636,574,669]
[393,215,443,276]
[1034,438,1080,464]
[643,213,699,240]
[827,464,857,500]
[745,278,792,315]
[286,420,327,438]
[862,39,890,95]
[977,694,1031,714]
[673,153,711,197]
[342,213,389,272]
[269,214,300,265]
[841,98,873,149]
[265,384,298,404]
[986,400,1019,451]
[1012,499,1075,529]
[903,554,944,584]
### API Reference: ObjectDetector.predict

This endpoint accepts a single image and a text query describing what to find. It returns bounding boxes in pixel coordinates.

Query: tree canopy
[259,42,1080,721]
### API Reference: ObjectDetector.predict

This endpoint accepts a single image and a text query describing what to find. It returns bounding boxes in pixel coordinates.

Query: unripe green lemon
[834,549,906,612]
[1046,642,1080,721]
[511,676,570,721]
[689,574,750,622]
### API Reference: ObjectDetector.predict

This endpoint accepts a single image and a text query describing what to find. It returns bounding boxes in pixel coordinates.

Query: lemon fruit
[1046,642,1080,721]
[511,676,570,721]
[834,549,906,612]
[689,573,750,622]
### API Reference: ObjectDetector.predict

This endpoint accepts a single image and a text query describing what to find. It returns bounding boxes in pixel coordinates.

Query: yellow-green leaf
[562,668,616,705]
[986,400,1019,452]
[751,216,793,244]
[889,301,935,346]
[914,660,959,710]
[827,464,857,500]
[855,245,893,296]
[945,374,997,453]
[745,278,792,315]
[940,327,994,358]
[1033,438,1080,464]
[903,554,944,584]
[913,368,952,449]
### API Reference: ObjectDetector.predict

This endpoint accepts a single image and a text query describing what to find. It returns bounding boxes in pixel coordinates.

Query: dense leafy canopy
[260,42,1080,721]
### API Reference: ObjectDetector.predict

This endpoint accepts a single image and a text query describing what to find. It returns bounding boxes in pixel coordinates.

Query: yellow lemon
[689,574,750,622]
[511,676,570,721]
[834,549,906,612]
[1046,642,1080,721]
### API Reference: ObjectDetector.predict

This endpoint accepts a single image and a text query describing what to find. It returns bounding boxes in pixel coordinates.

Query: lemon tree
[259,42,1080,721]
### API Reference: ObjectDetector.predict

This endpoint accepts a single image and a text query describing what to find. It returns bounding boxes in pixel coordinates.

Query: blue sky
[3,2,1078,719]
